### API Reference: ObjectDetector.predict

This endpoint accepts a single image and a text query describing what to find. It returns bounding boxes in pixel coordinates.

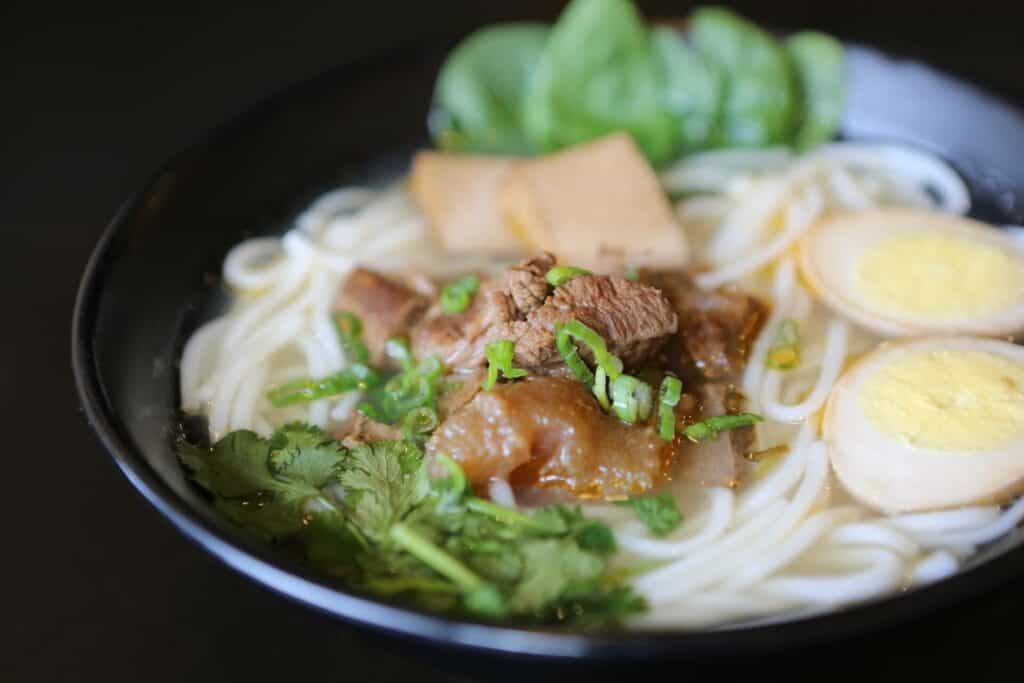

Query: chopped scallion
[657,376,683,441]
[554,320,624,387]
[610,374,653,424]
[683,413,763,443]
[440,275,480,314]
[266,363,381,407]
[593,366,611,410]
[545,265,591,287]
[765,318,800,370]
[482,339,528,390]
[332,311,370,364]
[402,406,440,442]
[385,336,415,372]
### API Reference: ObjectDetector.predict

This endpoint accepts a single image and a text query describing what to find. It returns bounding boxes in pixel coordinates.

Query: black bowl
[72,40,1024,661]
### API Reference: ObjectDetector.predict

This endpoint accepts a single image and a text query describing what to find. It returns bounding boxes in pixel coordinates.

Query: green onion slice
[765,319,800,370]
[683,413,764,443]
[332,311,370,364]
[545,265,591,287]
[266,363,381,407]
[657,376,683,441]
[385,336,415,371]
[554,320,624,387]
[610,374,653,424]
[402,406,440,442]
[481,339,528,390]
[440,275,480,314]
[593,366,611,410]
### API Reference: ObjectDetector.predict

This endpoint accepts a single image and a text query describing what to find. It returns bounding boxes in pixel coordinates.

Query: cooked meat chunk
[644,272,767,380]
[411,256,677,372]
[334,268,429,363]
[410,279,513,368]
[334,413,403,449]
[674,383,754,487]
[427,376,674,499]
[514,275,677,367]
[506,252,555,314]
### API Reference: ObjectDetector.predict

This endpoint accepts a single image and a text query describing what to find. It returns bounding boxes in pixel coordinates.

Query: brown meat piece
[506,252,555,314]
[334,268,429,363]
[334,414,403,449]
[674,383,754,487]
[644,272,767,380]
[411,260,677,373]
[513,275,677,367]
[427,376,674,499]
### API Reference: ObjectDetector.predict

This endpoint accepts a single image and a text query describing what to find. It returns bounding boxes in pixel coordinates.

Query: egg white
[798,208,1024,338]
[823,336,1024,513]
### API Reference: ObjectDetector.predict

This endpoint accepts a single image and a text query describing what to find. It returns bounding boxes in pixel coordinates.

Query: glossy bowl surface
[72,41,1024,660]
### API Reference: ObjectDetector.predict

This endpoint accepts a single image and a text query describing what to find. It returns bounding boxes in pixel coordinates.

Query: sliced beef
[506,252,555,315]
[644,272,767,380]
[411,255,677,373]
[334,413,403,449]
[427,376,673,499]
[674,383,754,487]
[514,275,677,367]
[334,268,429,363]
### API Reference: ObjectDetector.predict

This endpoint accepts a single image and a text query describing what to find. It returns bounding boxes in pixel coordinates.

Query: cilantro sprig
[178,425,644,627]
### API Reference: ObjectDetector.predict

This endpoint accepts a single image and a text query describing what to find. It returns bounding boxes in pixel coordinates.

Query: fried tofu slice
[498,132,689,272]
[409,151,525,254]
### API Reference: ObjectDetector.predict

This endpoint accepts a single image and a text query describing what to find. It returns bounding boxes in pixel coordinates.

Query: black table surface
[5,2,1024,681]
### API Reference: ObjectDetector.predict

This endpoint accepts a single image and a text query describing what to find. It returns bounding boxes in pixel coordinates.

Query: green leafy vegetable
[523,0,680,164]
[546,265,591,286]
[651,27,722,152]
[431,24,550,154]
[765,318,801,370]
[786,31,845,149]
[266,363,381,408]
[615,493,682,536]
[657,376,682,441]
[178,426,643,626]
[683,412,763,442]
[690,6,798,147]
[482,339,528,390]
[440,275,480,314]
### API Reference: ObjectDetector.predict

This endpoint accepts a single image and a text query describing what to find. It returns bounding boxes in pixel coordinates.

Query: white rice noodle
[759,319,849,423]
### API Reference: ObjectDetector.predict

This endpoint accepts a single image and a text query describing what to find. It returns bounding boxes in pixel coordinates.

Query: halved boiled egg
[824,336,1024,512]
[798,208,1024,337]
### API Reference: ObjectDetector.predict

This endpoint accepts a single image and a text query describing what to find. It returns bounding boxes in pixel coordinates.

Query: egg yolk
[859,350,1024,452]
[854,232,1024,321]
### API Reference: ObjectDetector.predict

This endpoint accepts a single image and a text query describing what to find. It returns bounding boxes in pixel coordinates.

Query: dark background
[4,1,1024,681]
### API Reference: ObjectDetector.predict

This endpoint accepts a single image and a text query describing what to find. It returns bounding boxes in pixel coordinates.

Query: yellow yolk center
[859,350,1024,452]
[855,232,1024,321]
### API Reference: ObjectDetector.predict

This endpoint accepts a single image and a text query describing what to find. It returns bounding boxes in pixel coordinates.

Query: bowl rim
[71,40,1024,660]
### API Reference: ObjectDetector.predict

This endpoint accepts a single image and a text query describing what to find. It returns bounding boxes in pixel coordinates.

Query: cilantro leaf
[268,422,346,487]
[509,538,604,612]
[616,493,682,537]
[337,440,430,541]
